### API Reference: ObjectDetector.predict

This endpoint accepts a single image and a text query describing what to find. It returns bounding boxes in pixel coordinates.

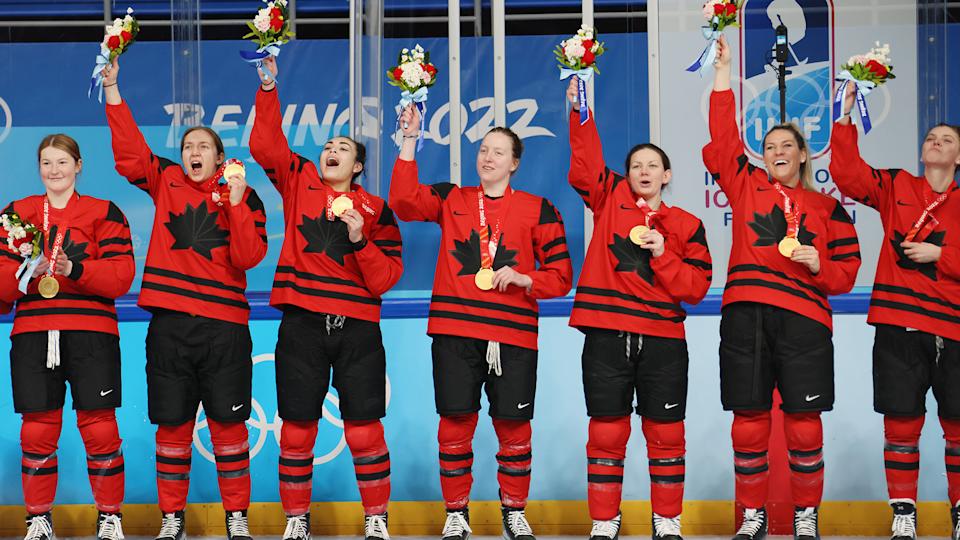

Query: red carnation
[107,35,121,50]
[714,3,725,15]
[582,49,596,66]
[271,7,282,18]
[392,67,403,80]
[865,59,889,78]
[12,231,33,249]
[270,16,284,32]
[724,3,737,16]
[582,39,594,51]
[423,63,437,75]
[121,30,132,42]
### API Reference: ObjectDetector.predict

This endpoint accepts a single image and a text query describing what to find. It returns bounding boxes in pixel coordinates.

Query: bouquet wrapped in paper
[556,25,605,125]
[834,42,895,134]
[1,212,45,293]
[687,0,740,75]
[240,0,294,82]
[88,7,139,102]
[387,44,438,150]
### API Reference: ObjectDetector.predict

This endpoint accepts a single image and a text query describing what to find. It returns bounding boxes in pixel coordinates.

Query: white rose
[422,72,432,84]
[400,62,426,87]
[126,7,134,14]
[19,243,32,257]
[254,10,272,32]
[564,41,586,59]
[106,24,122,37]
[124,14,133,24]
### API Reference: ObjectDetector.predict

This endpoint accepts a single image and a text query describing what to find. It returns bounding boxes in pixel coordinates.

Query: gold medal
[475,267,495,291]
[38,276,59,299]
[778,236,801,258]
[331,195,353,217]
[629,225,650,245]
[223,162,246,180]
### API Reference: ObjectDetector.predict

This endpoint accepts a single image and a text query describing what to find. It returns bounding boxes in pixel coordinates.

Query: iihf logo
[739,0,834,158]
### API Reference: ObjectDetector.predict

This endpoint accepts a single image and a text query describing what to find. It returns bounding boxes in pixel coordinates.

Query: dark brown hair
[763,123,813,190]
[625,143,672,172]
[927,122,960,140]
[325,136,367,181]
[38,133,81,163]
[180,127,225,157]
[486,127,524,161]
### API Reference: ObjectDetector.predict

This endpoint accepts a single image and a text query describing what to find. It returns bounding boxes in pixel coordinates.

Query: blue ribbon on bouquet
[396,87,429,151]
[686,22,722,76]
[240,43,282,83]
[87,44,112,103]
[559,67,593,125]
[833,70,876,134]
[15,254,42,294]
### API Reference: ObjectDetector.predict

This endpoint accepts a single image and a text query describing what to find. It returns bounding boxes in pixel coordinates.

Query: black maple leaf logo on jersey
[48,227,90,263]
[748,205,817,247]
[164,203,229,260]
[890,229,945,281]
[450,229,518,276]
[298,214,354,265]
[609,233,654,285]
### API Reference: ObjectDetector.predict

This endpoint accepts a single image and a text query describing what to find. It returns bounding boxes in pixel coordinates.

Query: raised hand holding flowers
[240,0,294,83]
[387,45,438,151]
[687,0,741,76]
[88,7,139,102]
[834,42,895,134]
[556,25,605,125]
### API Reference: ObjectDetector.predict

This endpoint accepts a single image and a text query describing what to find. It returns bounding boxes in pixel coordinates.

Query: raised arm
[651,220,713,304]
[389,105,447,223]
[249,56,304,198]
[828,84,892,209]
[566,77,617,212]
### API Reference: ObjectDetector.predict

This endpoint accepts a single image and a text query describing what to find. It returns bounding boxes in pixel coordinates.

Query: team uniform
[250,86,402,539]
[568,109,712,538]
[0,193,135,540]
[105,99,268,538]
[830,121,960,536]
[703,90,861,537]
[389,156,573,537]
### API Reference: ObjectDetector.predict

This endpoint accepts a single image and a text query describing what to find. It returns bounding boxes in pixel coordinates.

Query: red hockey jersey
[0,194,135,336]
[250,87,402,322]
[390,159,573,350]
[106,100,268,325]
[830,122,960,340]
[703,90,861,331]
[568,109,712,339]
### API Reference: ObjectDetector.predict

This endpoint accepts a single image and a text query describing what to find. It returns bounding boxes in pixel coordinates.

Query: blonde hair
[764,123,814,190]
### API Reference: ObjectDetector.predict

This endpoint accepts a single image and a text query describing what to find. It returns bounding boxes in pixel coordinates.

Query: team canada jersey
[390,159,573,350]
[250,87,403,321]
[568,110,712,339]
[830,123,960,341]
[106,100,268,325]
[0,194,135,336]
[703,90,861,331]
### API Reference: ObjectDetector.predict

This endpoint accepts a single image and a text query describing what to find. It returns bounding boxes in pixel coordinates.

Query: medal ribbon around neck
[41,194,79,297]
[477,187,513,268]
[904,191,950,243]
[203,158,245,206]
[629,197,658,245]
[771,181,802,240]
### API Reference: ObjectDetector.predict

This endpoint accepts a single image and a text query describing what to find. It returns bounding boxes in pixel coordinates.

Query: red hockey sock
[155,422,194,514]
[586,416,630,521]
[644,418,685,518]
[438,414,478,510]
[784,412,824,508]
[884,415,924,502]
[279,420,318,516]
[493,418,532,509]
[345,420,391,516]
[209,419,250,512]
[732,411,771,509]
[941,417,960,506]
[21,409,63,515]
[78,409,124,513]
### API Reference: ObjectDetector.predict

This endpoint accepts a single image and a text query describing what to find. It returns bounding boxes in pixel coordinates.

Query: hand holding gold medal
[331,195,354,217]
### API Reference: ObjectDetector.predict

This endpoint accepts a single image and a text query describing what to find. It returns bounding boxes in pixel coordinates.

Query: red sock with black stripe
[156,422,194,513]
[208,419,250,512]
[279,420,318,516]
[345,420,391,515]
[643,418,685,518]
[78,409,124,513]
[438,414,478,510]
[941,417,960,506]
[883,415,923,502]
[21,409,63,515]
[586,416,630,520]
[493,418,532,509]
[784,412,824,507]
[732,411,771,509]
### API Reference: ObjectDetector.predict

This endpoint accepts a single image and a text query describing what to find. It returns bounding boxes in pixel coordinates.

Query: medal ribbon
[43,195,72,279]
[477,187,512,270]
[771,181,801,239]
[904,191,950,243]
[636,197,658,228]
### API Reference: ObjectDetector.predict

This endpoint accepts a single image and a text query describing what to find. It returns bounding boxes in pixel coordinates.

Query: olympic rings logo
[192,352,392,465]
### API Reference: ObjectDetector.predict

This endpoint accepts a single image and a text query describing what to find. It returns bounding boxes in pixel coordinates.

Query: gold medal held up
[475,267,495,291]
[629,225,650,245]
[38,275,59,299]
[331,195,353,217]
[778,236,801,258]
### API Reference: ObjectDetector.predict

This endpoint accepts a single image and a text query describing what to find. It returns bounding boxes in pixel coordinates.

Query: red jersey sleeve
[809,199,861,295]
[389,158,447,223]
[704,90,754,205]
[67,201,136,299]
[0,202,26,305]
[250,87,303,198]
[651,220,713,304]
[938,244,960,281]
[105,100,176,198]
[354,202,404,296]
[223,188,269,270]
[568,108,618,212]
[527,198,573,299]
[828,122,894,209]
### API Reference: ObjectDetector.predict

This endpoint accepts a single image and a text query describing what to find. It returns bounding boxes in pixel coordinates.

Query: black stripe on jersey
[273,280,381,305]
[356,470,390,481]
[430,182,456,201]
[725,278,831,314]
[141,282,250,310]
[279,473,312,483]
[16,307,117,320]
[144,267,246,295]
[541,236,567,252]
[374,240,402,248]
[99,237,132,247]
[87,465,124,477]
[544,251,571,264]
[429,310,538,333]
[156,455,191,466]
[105,202,127,225]
[831,252,861,261]
[789,448,822,458]
[496,452,532,463]
[683,258,712,270]
[688,223,708,246]
[102,250,135,259]
[826,237,858,249]
[382,249,401,257]
[245,190,266,214]
[0,249,21,262]
[539,198,563,225]
[156,156,179,173]
[573,300,685,323]
[430,295,537,318]
[576,286,685,314]
[789,462,824,474]
[736,154,758,175]
[829,200,855,224]
[20,293,112,305]
[254,221,266,228]
[440,451,474,461]
[378,205,400,227]
[873,283,960,312]
[729,264,828,299]
[870,298,960,325]
[572,186,591,206]
[130,177,149,191]
[275,265,365,289]
[884,460,919,471]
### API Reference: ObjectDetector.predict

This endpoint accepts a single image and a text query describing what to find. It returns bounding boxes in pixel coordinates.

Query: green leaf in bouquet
[425,51,431,64]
